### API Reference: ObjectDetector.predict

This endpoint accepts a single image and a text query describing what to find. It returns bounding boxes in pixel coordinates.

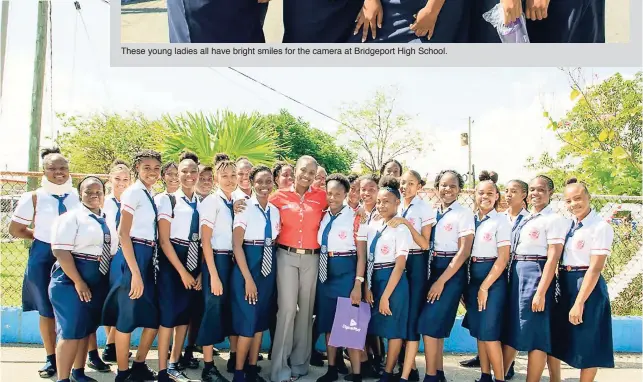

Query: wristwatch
[355,276,365,283]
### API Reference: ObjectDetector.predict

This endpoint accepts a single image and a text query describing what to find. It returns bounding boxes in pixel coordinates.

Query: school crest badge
[576,240,585,250]
[338,231,347,240]
[483,232,493,242]
[444,223,453,232]
[529,229,540,239]
[381,245,390,255]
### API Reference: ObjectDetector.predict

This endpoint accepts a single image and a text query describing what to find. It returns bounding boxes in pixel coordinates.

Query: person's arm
[119,190,144,299]
[410,0,446,39]
[9,192,36,240]
[200,198,223,295]
[532,215,567,312]
[158,212,194,290]
[232,208,257,304]
[478,228,511,311]
[379,228,410,315]
[352,221,367,304]
[50,212,91,302]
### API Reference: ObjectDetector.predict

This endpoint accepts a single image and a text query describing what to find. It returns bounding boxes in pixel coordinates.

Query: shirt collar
[289,184,312,194]
[249,195,270,212]
[574,209,596,225]
[216,188,233,202]
[326,205,347,217]
[477,208,498,220]
[531,204,553,217]
[133,179,154,194]
[174,188,198,203]
[82,204,104,218]
[440,200,460,213]
[402,195,422,210]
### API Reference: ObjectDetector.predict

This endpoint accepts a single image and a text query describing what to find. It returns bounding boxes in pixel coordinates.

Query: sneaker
[168,368,199,382]
[505,361,515,381]
[87,356,111,373]
[311,350,325,367]
[202,367,230,382]
[38,358,56,378]
[130,362,158,381]
[459,355,480,368]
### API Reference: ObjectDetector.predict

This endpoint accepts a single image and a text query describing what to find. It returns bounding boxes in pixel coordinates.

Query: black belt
[328,250,356,257]
[513,254,547,261]
[131,237,156,247]
[244,240,271,246]
[170,237,191,247]
[433,251,457,257]
[71,252,100,262]
[213,249,233,255]
[373,262,396,270]
[470,256,496,263]
[408,249,425,255]
[278,244,320,255]
[559,265,589,272]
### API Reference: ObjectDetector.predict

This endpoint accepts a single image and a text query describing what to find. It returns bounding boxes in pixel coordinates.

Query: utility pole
[27,0,49,191]
[468,117,473,189]
[0,0,10,103]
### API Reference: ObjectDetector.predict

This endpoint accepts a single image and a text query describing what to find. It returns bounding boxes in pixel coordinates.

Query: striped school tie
[142,190,159,282]
[52,194,69,215]
[319,211,341,283]
[427,207,451,280]
[367,226,387,290]
[183,197,200,272]
[256,205,273,277]
[89,214,112,275]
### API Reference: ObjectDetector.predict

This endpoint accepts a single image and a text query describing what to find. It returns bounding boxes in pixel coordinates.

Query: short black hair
[250,165,272,183]
[434,170,464,189]
[272,161,292,185]
[40,147,61,160]
[161,161,178,178]
[179,150,199,164]
[477,170,500,209]
[214,153,230,164]
[379,176,401,199]
[199,165,214,173]
[326,173,350,193]
[404,170,426,187]
[359,173,380,185]
[380,159,403,176]
[133,150,162,178]
[77,176,105,195]
[347,173,359,184]
[214,153,235,174]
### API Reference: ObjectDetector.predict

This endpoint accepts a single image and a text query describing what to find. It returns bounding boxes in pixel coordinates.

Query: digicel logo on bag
[342,319,361,332]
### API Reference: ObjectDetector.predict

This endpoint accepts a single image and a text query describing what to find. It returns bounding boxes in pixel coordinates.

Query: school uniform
[503,205,568,353]
[366,217,411,340]
[316,206,367,334]
[11,188,80,318]
[346,0,470,43]
[196,188,236,346]
[526,0,605,43]
[282,0,361,43]
[102,179,160,333]
[232,188,253,202]
[230,196,280,337]
[418,201,475,339]
[155,189,202,328]
[552,210,614,369]
[49,206,119,339]
[104,193,126,288]
[461,209,511,341]
[167,0,265,43]
[398,196,436,341]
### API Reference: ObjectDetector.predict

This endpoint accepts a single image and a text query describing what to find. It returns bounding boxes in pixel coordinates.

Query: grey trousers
[270,248,319,382]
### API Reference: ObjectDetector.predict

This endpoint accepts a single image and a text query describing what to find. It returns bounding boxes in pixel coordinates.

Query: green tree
[337,87,426,173]
[55,112,168,173]
[162,110,281,166]
[528,70,642,195]
[266,110,356,174]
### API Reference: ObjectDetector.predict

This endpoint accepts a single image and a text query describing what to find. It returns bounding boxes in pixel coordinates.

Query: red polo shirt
[269,186,328,249]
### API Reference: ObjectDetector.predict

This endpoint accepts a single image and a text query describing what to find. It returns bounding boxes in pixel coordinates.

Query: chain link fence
[2,171,642,315]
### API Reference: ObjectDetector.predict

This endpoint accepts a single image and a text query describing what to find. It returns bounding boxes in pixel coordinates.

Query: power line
[225,67,345,126]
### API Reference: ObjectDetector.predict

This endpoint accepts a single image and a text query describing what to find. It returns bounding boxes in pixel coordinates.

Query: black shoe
[71,369,98,382]
[244,362,262,373]
[102,348,132,364]
[407,369,420,382]
[257,354,264,361]
[227,353,237,373]
[179,353,200,370]
[317,369,339,382]
[459,355,480,368]
[38,358,56,378]
[438,374,446,382]
[311,350,325,367]
[505,361,515,381]
[167,368,198,382]
[202,366,230,382]
[87,355,111,372]
[130,362,158,381]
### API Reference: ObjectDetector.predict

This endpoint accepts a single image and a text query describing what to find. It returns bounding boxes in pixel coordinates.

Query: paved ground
[119,0,629,44]
[1,345,641,381]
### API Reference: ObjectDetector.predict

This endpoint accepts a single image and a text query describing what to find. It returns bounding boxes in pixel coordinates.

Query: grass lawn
[1,241,28,307]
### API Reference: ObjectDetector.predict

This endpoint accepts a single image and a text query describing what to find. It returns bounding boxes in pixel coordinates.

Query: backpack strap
[168,194,177,218]
[31,191,38,228]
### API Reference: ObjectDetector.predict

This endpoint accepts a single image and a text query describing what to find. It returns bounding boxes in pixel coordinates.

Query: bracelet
[355,276,365,283]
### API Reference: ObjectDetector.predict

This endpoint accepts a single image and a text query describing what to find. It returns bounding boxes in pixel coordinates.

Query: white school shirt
[156,188,200,241]
[514,205,569,256]
[103,193,121,233]
[120,179,158,241]
[232,188,253,202]
[51,205,120,257]
[12,187,81,243]
[433,201,475,252]
[317,205,367,252]
[199,188,234,251]
[562,210,613,267]
[366,217,412,264]
[471,209,512,258]
[233,196,280,241]
[398,196,437,251]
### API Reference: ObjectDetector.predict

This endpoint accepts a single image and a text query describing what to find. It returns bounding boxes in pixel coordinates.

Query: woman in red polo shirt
[269,155,328,382]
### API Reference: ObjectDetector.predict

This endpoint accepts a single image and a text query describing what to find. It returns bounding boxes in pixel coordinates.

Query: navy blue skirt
[405,251,428,341]
[197,251,235,346]
[108,247,125,288]
[526,0,605,43]
[418,256,467,339]
[504,259,554,353]
[552,271,614,369]
[283,0,362,43]
[369,267,409,340]
[462,260,507,341]
[346,0,469,43]
[102,241,159,333]
[22,239,56,318]
[230,244,277,337]
[169,0,266,42]
[49,257,109,340]
[158,242,202,328]
[317,255,358,334]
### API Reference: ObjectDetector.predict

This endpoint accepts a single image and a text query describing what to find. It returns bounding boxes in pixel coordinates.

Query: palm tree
[161,110,282,166]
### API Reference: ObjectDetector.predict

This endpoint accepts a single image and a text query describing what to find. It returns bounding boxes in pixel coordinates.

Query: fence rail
[1,171,641,315]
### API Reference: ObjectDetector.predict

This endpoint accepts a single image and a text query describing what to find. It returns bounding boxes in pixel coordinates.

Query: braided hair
[533,174,555,206]
[214,153,236,174]
[179,150,200,164]
[250,165,272,182]
[380,158,403,177]
[565,177,590,197]
[272,161,292,186]
[434,169,465,189]
[77,176,106,195]
[132,149,162,179]
[326,173,350,194]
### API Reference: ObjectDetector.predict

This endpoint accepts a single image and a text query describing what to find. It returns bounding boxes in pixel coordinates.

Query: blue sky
[0,1,638,183]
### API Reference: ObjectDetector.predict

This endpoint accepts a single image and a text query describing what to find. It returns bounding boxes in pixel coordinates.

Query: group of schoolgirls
[167,0,604,44]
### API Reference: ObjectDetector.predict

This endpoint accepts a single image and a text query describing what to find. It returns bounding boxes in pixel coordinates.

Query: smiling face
[178,159,199,191]
[162,165,179,193]
[529,177,553,210]
[383,162,402,178]
[360,179,378,207]
[313,167,327,190]
[43,154,70,185]
[564,184,590,220]
[217,165,238,194]
[295,158,318,190]
[348,179,360,206]
[252,170,274,198]
[109,169,131,197]
[438,172,459,205]
[277,165,294,190]
[197,169,214,195]
[236,161,253,191]
[505,181,527,210]
[137,158,162,188]
[400,172,420,200]
[80,179,105,211]
[326,180,347,211]
[376,189,400,220]
[476,181,499,213]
